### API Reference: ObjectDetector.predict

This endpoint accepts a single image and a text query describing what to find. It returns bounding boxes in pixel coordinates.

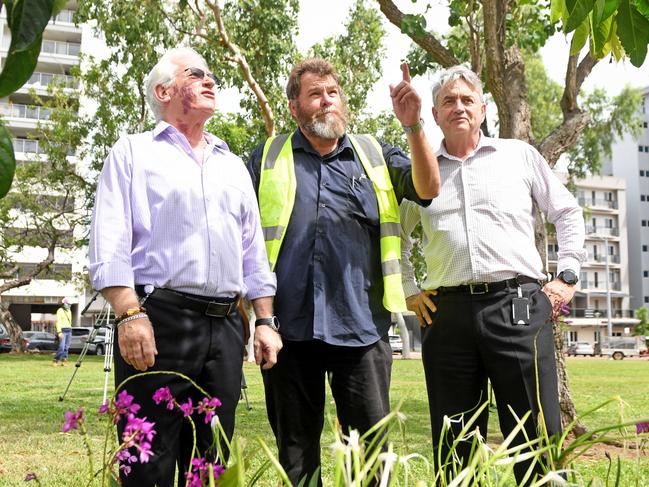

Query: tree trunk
[553,320,587,436]
[0,302,26,353]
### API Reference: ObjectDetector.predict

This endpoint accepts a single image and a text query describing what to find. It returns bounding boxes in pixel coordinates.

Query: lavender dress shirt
[89,121,276,300]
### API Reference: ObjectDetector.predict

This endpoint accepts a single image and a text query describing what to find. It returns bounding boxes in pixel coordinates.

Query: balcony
[51,9,75,24]
[566,308,635,319]
[25,72,78,89]
[586,254,621,264]
[585,226,619,237]
[41,40,80,57]
[13,137,75,157]
[548,251,558,261]
[0,103,51,122]
[578,197,618,210]
[581,281,622,291]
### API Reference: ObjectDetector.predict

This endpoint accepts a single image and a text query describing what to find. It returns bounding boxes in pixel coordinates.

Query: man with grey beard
[246,58,440,485]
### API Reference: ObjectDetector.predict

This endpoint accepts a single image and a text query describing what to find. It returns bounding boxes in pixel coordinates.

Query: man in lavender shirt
[89,47,281,486]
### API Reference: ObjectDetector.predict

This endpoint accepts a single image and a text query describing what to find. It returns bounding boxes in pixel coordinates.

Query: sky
[220,0,649,146]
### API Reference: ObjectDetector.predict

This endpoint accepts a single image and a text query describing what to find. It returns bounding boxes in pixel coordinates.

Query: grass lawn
[0,354,647,485]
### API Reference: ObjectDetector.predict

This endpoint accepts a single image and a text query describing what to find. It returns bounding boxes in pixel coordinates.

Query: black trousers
[114,293,244,487]
[421,283,561,485]
[263,337,393,486]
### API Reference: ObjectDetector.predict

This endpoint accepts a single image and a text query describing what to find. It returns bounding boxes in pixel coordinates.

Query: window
[643,220,648,227]
[642,170,647,176]
[646,146,649,152]
[594,331,601,343]
[569,331,578,342]
[644,121,648,128]
[642,195,646,202]
[644,245,648,252]
[645,296,649,303]
[644,271,649,278]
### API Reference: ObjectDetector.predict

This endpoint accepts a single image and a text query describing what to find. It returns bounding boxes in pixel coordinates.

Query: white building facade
[548,175,639,347]
[603,87,649,310]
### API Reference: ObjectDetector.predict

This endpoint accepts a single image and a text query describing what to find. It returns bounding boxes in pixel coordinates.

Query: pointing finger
[401,63,411,83]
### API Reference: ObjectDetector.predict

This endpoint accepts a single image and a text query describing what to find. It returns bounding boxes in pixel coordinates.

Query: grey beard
[303,113,347,140]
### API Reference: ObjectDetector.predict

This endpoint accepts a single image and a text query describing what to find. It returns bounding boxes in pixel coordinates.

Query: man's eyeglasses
[184,67,218,85]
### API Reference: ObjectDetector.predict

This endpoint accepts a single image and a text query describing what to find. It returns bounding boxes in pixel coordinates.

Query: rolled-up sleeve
[528,147,587,273]
[88,137,136,290]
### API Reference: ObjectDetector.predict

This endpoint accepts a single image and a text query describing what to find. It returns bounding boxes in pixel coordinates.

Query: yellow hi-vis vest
[258,132,407,312]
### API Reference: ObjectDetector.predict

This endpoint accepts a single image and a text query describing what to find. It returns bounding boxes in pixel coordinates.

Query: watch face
[561,270,578,284]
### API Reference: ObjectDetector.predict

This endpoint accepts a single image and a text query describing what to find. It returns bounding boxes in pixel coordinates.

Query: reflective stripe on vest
[258,132,407,312]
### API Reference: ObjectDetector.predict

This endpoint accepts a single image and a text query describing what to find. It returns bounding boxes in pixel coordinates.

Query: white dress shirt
[400,134,586,296]
[89,121,276,300]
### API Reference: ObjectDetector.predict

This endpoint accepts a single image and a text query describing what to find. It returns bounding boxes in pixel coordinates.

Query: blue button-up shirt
[248,130,427,346]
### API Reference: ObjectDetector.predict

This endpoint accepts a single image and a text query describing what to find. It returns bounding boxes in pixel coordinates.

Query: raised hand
[389,63,421,127]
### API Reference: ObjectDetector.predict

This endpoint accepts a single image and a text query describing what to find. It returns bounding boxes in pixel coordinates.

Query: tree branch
[0,243,56,294]
[204,0,274,136]
[375,0,459,67]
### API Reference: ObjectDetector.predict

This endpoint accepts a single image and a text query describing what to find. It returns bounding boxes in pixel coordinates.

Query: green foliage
[634,306,649,337]
[0,83,90,278]
[566,86,642,179]
[554,0,649,67]
[0,124,16,199]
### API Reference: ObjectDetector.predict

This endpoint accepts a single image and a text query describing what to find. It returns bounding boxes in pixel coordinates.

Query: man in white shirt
[400,65,586,484]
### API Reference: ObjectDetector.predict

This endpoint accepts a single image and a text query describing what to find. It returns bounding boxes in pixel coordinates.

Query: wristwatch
[557,269,579,285]
[255,316,280,333]
[402,118,424,134]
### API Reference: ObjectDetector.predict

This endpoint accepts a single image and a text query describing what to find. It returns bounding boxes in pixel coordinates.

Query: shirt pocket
[347,175,380,227]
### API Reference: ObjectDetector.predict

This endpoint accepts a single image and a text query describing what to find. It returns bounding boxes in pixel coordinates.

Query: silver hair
[431,65,484,108]
[145,46,207,121]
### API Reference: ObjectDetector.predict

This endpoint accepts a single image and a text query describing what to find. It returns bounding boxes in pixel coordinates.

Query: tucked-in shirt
[89,121,276,300]
[55,307,72,332]
[400,134,586,296]
[248,129,428,346]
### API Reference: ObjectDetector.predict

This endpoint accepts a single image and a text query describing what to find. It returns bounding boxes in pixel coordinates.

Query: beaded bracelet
[116,312,148,329]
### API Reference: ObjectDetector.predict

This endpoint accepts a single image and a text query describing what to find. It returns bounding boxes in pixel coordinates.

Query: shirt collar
[153,120,230,153]
[436,131,498,160]
[291,128,354,159]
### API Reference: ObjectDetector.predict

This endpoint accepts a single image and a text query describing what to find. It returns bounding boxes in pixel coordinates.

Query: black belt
[136,286,238,318]
[436,276,541,295]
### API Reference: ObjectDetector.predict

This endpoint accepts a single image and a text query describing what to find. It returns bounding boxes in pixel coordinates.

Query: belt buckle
[469,283,488,294]
[205,301,228,318]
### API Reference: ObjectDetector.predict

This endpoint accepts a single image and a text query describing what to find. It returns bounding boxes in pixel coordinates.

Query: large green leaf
[609,21,626,60]
[570,17,590,54]
[0,35,42,97]
[591,12,614,56]
[617,0,649,67]
[594,0,620,23]
[551,0,567,23]
[565,0,597,32]
[634,0,649,19]
[8,0,55,51]
[0,124,16,199]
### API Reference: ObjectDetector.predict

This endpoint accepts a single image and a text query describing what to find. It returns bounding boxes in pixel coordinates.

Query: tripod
[59,293,114,404]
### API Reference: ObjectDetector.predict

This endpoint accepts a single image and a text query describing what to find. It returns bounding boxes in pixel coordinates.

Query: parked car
[567,342,594,356]
[69,327,110,355]
[0,323,12,353]
[0,324,29,352]
[22,331,58,352]
[389,334,403,354]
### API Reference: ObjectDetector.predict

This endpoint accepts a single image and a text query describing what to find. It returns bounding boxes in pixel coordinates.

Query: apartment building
[0,2,91,330]
[548,175,639,347]
[603,87,649,311]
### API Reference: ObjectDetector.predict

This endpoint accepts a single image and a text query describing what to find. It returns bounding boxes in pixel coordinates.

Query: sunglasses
[184,67,218,85]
